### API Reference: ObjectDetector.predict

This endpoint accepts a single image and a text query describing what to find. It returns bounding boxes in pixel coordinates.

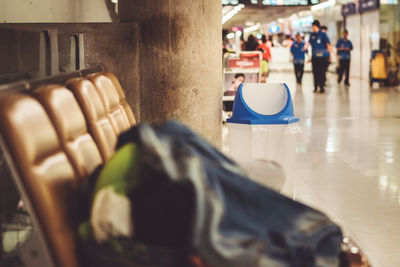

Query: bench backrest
[88,72,131,135]
[33,84,103,179]
[0,69,135,266]
[66,77,118,162]
[0,93,79,267]
[102,71,136,126]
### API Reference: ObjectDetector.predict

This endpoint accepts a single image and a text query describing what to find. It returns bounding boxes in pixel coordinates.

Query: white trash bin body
[226,83,301,187]
[227,122,300,167]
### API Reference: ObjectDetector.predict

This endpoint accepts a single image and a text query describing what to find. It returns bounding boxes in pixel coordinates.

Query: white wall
[346,14,362,78]
[346,10,379,80]
[0,0,112,23]
[360,10,380,80]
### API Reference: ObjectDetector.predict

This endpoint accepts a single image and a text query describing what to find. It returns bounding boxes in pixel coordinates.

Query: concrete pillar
[119,0,222,147]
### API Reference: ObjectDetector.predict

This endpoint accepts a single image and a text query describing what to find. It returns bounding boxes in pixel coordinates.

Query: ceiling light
[245,21,255,26]
[244,23,260,33]
[311,0,336,11]
[222,4,245,25]
[226,32,235,39]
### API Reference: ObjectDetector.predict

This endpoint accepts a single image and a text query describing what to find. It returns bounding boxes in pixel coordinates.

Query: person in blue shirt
[304,20,333,93]
[320,25,331,87]
[336,30,353,86]
[290,33,307,85]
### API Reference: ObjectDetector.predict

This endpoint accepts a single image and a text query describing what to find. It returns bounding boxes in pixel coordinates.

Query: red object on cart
[228,52,261,69]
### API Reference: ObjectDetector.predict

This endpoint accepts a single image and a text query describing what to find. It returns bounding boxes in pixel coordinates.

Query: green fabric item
[93,142,140,197]
[78,221,92,241]
[78,143,140,241]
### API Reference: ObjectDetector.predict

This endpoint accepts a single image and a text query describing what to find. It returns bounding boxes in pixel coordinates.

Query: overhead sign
[223,0,319,5]
[222,0,239,5]
[262,0,308,5]
[223,0,258,5]
[380,0,398,4]
[291,15,314,31]
[358,0,379,12]
[241,0,260,4]
[341,2,357,16]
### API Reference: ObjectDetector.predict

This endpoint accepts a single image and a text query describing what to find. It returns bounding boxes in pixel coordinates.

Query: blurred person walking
[304,20,333,93]
[244,34,259,51]
[267,35,273,48]
[240,34,246,51]
[283,35,294,48]
[256,35,272,83]
[320,25,331,87]
[290,33,307,85]
[336,30,353,86]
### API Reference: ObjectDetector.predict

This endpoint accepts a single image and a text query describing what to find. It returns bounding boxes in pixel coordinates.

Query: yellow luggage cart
[370,50,388,86]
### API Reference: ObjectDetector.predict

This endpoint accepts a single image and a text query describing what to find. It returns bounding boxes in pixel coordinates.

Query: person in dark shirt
[336,30,353,86]
[290,33,307,85]
[304,20,333,93]
[244,34,259,51]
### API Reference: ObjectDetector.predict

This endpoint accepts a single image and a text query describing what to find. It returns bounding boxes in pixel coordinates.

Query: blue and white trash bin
[226,83,300,169]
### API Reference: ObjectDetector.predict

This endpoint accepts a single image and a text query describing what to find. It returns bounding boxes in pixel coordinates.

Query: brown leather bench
[66,77,118,162]
[87,72,133,135]
[32,84,103,180]
[0,92,79,267]
[0,67,136,267]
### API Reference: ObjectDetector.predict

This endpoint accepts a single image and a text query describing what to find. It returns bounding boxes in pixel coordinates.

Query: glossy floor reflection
[225,72,400,267]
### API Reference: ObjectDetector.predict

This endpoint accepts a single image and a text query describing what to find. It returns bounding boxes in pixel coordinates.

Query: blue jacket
[103,120,344,266]
[309,30,330,58]
[336,38,353,60]
[290,41,306,64]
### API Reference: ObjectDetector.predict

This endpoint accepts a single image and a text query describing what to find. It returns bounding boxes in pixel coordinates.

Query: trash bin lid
[227,83,299,125]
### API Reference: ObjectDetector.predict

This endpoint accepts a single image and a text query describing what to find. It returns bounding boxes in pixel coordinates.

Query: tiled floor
[224,71,400,267]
